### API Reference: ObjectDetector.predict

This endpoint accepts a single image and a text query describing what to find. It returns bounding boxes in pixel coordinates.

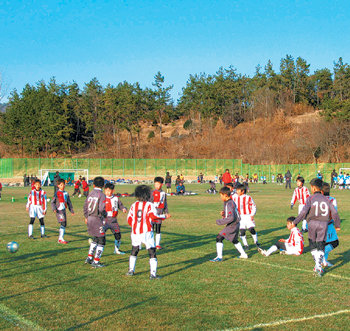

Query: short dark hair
[287,216,295,223]
[322,182,330,196]
[154,176,164,184]
[219,186,231,196]
[310,178,323,190]
[296,176,305,184]
[82,177,86,181]
[57,178,65,185]
[135,185,151,201]
[93,176,105,188]
[225,169,229,172]
[34,179,41,184]
[236,184,246,193]
[105,182,115,190]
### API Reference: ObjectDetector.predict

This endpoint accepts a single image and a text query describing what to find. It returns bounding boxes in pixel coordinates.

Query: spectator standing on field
[331,169,337,188]
[222,169,232,187]
[53,171,61,194]
[165,172,172,193]
[285,170,292,189]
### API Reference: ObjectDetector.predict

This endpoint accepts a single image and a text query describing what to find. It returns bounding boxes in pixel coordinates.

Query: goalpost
[39,169,89,186]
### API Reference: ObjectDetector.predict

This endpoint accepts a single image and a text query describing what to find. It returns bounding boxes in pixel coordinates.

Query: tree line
[1,55,349,157]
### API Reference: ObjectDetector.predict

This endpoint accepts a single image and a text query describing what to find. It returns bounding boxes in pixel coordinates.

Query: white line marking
[0,303,45,330]
[243,259,350,281]
[227,309,350,330]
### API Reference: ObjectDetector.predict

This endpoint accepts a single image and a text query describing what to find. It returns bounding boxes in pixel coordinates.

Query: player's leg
[39,217,46,238]
[91,236,106,268]
[113,230,125,255]
[210,235,224,261]
[239,227,249,249]
[323,240,339,267]
[232,230,248,259]
[148,245,159,279]
[155,223,162,249]
[262,241,286,256]
[248,226,259,247]
[28,216,35,239]
[314,240,326,276]
[127,244,140,276]
[86,237,98,264]
[58,216,68,244]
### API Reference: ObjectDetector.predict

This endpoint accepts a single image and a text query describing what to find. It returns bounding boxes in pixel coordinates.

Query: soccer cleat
[210,257,223,262]
[156,245,163,250]
[41,234,47,238]
[126,270,135,276]
[85,257,93,264]
[322,261,334,268]
[243,245,249,251]
[314,268,324,277]
[58,239,68,244]
[91,261,105,268]
[28,235,34,240]
[115,250,126,255]
[280,250,287,255]
[150,274,162,280]
[258,247,267,256]
[237,254,248,259]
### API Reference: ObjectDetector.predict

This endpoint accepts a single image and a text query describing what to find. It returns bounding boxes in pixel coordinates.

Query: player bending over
[51,179,75,244]
[259,217,304,256]
[84,177,107,268]
[104,182,127,255]
[210,186,247,262]
[321,182,339,267]
[151,177,171,250]
[126,185,170,279]
[293,178,340,277]
[26,179,47,239]
[290,176,310,232]
[232,184,260,250]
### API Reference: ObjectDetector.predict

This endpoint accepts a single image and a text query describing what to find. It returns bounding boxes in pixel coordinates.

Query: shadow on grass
[0,276,88,301]
[328,248,350,271]
[64,297,156,330]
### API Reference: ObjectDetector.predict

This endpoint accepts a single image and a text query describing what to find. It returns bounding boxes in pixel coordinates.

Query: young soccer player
[72,177,82,197]
[126,185,170,279]
[84,177,107,268]
[82,177,89,198]
[290,176,310,232]
[151,177,171,250]
[210,186,247,262]
[232,184,259,249]
[51,179,75,244]
[104,182,127,255]
[321,182,339,267]
[258,217,304,256]
[26,179,47,239]
[293,178,340,277]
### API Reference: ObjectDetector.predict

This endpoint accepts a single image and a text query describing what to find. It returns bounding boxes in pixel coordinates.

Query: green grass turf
[0,183,349,330]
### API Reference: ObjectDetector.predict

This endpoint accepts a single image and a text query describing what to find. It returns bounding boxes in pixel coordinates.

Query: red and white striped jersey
[105,195,126,218]
[82,180,89,192]
[232,193,256,216]
[127,201,165,235]
[291,186,310,205]
[286,227,304,255]
[26,189,47,212]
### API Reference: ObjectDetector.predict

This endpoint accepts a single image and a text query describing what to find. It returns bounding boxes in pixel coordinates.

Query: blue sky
[1,0,350,102]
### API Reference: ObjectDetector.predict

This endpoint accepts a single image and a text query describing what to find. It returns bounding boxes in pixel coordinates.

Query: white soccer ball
[47,198,51,202]
[7,241,19,253]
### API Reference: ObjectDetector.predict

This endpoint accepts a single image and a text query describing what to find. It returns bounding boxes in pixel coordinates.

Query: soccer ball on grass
[7,241,19,253]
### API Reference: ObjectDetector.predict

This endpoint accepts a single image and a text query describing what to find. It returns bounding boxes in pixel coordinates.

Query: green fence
[0,158,349,181]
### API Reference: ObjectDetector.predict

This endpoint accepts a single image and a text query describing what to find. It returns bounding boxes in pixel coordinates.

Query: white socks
[216,242,223,259]
[266,245,278,256]
[129,256,137,272]
[94,245,104,262]
[40,226,45,236]
[156,234,161,247]
[88,242,97,258]
[240,236,248,246]
[59,227,65,240]
[251,233,258,244]
[234,242,247,257]
[302,220,307,231]
[28,224,33,237]
[150,258,158,276]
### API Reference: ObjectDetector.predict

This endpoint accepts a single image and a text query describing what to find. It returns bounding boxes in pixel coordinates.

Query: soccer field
[0,183,349,330]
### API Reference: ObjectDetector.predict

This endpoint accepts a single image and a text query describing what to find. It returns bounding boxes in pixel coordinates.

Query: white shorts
[131,231,155,249]
[29,205,45,219]
[239,215,255,230]
[284,242,302,256]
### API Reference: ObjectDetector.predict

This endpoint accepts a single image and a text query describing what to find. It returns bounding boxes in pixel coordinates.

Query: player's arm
[118,199,127,213]
[293,198,311,225]
[290,189,296,208]
[329,202,341,230]
[127,205,134,226]
[26,193,31,211]
[250,197,257,219]
[216,205,235,225]
[98,194,107,218]
[51,194,58,213]
[67,195,75,215]
[42,192,47,214]
[149,203,167,220]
